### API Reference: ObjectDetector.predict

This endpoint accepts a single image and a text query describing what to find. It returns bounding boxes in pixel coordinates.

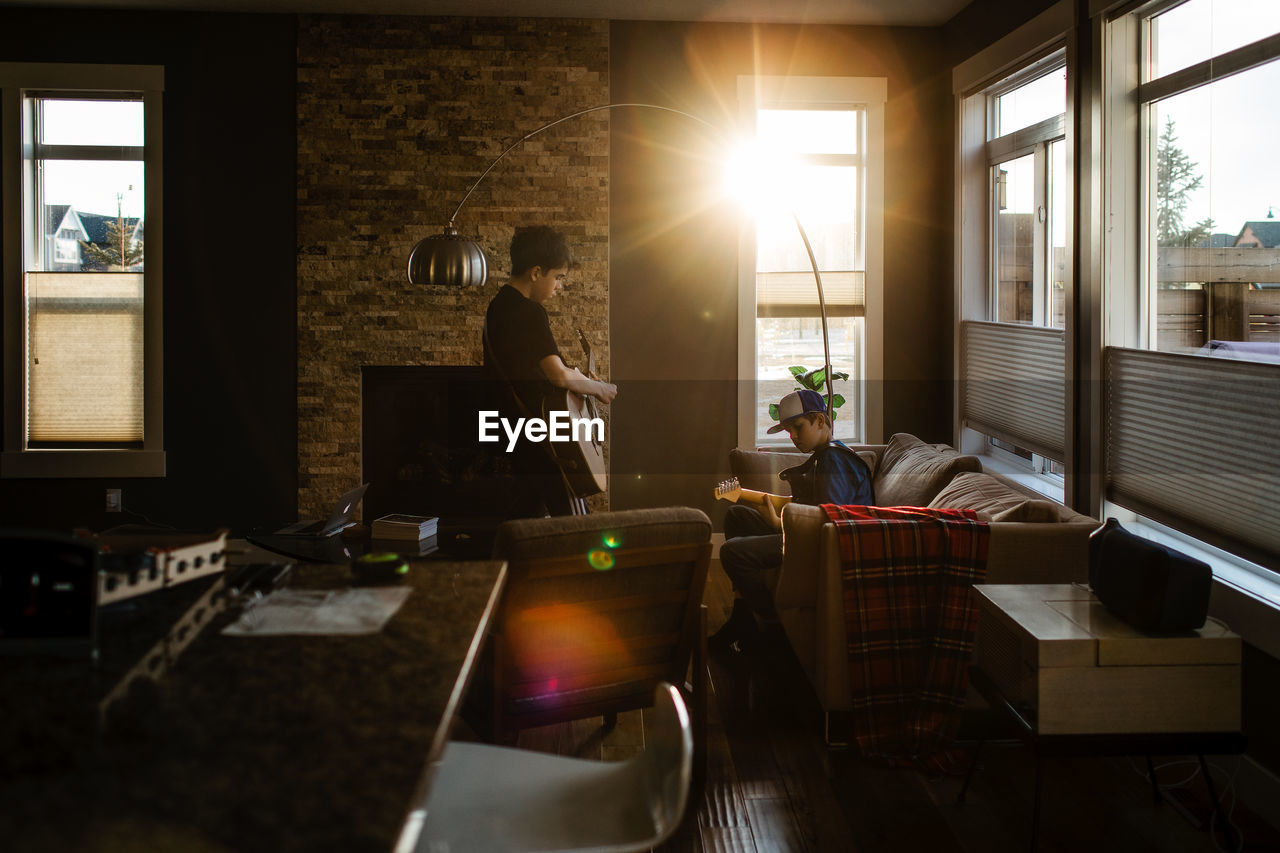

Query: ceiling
[0,0,973,27]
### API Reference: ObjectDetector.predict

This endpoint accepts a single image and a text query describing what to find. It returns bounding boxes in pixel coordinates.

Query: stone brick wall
[297,15,610,518]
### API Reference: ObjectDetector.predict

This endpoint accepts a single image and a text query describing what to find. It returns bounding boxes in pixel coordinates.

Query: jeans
[719,504,783,622]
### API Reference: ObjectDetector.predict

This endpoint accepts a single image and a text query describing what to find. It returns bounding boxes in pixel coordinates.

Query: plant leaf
[768,403,780,421]
[788,365,808,377]
[831,393,846,408]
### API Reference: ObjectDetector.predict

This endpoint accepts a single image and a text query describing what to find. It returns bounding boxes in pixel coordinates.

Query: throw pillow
[927,471,1029,517]
[872,433,982,507]
[989,499,1064,523]
[729,447,806,495]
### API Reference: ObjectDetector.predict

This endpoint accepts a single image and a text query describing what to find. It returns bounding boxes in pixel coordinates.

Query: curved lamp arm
[446,103,716,229]
[405,101,836,422]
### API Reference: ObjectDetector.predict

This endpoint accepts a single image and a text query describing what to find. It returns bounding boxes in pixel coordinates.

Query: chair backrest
[643,682,694,842]
[482,507,711,736]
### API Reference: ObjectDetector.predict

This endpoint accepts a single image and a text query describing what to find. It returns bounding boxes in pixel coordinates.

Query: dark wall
[943,0,1062,64]
[609,21,954,520]
[0,9,297,535]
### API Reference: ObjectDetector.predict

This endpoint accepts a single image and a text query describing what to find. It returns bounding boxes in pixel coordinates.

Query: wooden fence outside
[1156,247,1280,351]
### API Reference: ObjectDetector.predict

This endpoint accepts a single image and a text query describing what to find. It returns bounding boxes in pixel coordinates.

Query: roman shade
[960,320,1066,461]
[1105,346,1280,570]
[25,272,144,444]
[757,270,864,318]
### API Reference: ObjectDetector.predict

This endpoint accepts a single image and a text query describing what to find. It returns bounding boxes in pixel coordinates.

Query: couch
[728,433,1099,728]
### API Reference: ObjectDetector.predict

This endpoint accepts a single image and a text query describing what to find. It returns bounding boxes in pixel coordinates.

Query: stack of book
[370,513,439,541]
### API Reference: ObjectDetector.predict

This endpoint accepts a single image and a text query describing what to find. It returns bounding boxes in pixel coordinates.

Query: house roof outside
[1197,232,1238,248]
[1234,219,1280,248]
[44,203,83,237]
[76,210,143,245]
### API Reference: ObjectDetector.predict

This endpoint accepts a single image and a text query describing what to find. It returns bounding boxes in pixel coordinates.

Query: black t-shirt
[484,284,561,415]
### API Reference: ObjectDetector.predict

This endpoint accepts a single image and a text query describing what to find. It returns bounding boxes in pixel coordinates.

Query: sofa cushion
[990,499,1065,523]
[927,471,1031,518]
[855,450,878,479]
[873,433,981,507]
[729,448,807,495]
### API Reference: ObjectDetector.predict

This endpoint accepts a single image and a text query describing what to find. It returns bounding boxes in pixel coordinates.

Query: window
[736,76,885,449]
[986,58,1068,474]
[1101,0,1280,574]
[987,59,1067,329]
[955,14,1072,482]
[1,64,164,477]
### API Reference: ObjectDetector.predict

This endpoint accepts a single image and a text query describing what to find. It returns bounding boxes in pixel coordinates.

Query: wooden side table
[960,584,1246,852]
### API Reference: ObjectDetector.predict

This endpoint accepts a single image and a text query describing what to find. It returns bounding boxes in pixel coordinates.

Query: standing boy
[484,226,616,516]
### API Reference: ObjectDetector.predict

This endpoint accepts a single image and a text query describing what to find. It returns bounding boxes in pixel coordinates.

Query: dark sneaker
[708,598,759,653]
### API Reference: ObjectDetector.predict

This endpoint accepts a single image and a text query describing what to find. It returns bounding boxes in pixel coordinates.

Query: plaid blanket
[823,504,989,768]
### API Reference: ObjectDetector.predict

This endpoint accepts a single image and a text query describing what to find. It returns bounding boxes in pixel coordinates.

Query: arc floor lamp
[404,102,838,421]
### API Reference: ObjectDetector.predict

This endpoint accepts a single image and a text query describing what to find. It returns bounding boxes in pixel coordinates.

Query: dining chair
[465,507,711,781]
[411,682,693,853]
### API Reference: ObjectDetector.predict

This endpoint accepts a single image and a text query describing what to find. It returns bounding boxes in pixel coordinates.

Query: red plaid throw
[823,504,989,768]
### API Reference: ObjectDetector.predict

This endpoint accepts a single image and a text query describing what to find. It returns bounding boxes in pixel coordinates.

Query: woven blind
[1105,346,1280,569]
[757,270,864,318]
[960,320,1066,461]
[26,272,144,444]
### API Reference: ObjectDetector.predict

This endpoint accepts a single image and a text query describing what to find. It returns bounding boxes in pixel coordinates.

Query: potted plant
[768,365,848,424]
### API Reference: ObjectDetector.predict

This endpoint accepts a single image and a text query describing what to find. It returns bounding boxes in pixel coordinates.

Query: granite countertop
[1,558,506,853]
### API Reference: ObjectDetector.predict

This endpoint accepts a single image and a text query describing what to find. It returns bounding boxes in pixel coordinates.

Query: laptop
[274,483,369,537]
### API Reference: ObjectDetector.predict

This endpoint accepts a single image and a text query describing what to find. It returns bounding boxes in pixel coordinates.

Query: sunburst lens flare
[724,140,802,221]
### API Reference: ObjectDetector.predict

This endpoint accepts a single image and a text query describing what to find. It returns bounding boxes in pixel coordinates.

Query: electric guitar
[543,328,608,498]
[712,477,792,513]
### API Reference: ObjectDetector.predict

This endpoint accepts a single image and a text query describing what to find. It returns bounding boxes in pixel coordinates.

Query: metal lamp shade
[406,228,489,287]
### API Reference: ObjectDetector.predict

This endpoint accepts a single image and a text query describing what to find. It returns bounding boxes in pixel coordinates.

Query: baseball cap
[766,389,828,434]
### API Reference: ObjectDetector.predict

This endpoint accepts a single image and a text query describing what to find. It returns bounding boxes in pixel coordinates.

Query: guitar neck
[734,488,792,512]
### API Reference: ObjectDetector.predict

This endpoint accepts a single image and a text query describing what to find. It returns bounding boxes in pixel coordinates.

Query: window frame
[1104,4,1280,353]
[735,75,886,451]
[953,1,1075,491]
[1096,0,1280,644]
[1,63,164,478]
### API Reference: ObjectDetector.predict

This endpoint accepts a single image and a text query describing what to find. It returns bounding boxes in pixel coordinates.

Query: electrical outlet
[105,488,122,512]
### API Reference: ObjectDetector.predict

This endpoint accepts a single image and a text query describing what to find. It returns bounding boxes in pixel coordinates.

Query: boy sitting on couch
[711,388,873,653]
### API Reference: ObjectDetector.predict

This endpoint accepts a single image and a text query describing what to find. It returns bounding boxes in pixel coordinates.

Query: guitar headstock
[713,476,743,503]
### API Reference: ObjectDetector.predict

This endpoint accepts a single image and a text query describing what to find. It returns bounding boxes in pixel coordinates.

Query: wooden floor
[496,562,1280,853]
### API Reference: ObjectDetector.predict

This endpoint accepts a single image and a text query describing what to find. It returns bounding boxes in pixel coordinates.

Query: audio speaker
[0,530,99,657]
[1088,518,1212,633]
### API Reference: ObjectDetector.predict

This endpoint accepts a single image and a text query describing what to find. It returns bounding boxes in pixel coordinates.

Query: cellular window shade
[25,272,144,444]
[1105,346,1280,569]
[757,270,864,318]
[961,320,1065,461]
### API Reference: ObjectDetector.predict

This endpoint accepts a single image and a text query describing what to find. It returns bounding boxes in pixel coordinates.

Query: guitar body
[543,389,607,497]
[543,328,608,499]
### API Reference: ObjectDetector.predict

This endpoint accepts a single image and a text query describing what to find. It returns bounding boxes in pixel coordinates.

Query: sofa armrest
[984,520,1095,584]
[775,503,840,692]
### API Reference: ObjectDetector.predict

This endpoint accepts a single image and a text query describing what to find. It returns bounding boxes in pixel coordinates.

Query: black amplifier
[0,530,100,658]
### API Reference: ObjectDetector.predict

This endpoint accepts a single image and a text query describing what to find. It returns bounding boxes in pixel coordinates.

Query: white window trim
[0,62,165,478]
[735,75,886,451]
